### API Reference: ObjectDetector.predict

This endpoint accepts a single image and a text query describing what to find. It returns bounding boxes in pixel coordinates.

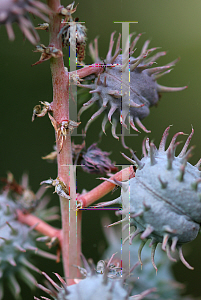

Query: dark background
[1,0,201,298]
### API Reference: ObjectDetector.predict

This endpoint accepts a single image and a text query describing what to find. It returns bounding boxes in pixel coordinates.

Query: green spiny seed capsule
[0,195,40,299]
[35,255,155,300]
[102,217,185,299]
[97,127,201,270]
[0,175,59,299]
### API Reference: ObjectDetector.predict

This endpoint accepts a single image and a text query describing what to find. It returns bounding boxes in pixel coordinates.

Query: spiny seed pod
[72,141,118,174]
[0,0,51,44]
[1,172,59,216]
[0,178,58,299]
[102,217,186,299]
[80,143,118,174]
[78,33,187,141]
[0,194,40,299]
[42,142,118,175]
[35,255,155,300]
[97,127,201,271]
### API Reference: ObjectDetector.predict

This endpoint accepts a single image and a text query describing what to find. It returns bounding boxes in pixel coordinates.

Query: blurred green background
[1,0,201,298]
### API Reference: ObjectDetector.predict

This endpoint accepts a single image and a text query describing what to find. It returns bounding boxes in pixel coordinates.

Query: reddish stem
[69,64,104,80]
[47,0,81,285]
[77,166,135,207]
[17,209,61,241]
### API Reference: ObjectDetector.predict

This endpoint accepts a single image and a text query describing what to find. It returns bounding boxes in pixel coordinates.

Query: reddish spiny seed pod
[0,0,51,44]
[97,127,201,270]
[81,143,118,174]
[72,141,118,174]
[78,33,187,142]
[42,141,118,175]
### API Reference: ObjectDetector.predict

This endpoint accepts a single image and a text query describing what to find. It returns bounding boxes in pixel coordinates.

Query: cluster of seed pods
[78,32,187,141]
[97,127,201,271]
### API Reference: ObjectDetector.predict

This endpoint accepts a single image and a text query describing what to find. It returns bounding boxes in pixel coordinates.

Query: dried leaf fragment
[42,150,57,161]
[32,44,63,66]
[35,23,49,31]
[48,113,81,153]
[32,101,52,121]
[58,1,78,18]
[40,177,70,200]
